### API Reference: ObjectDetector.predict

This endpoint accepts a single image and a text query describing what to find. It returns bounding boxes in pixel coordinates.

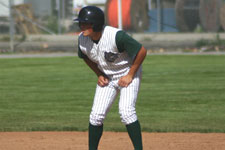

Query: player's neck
[90,31,102,42]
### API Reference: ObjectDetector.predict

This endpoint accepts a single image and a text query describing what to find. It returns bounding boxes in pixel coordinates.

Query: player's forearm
[128,46,147,78]
[83,58,105,77]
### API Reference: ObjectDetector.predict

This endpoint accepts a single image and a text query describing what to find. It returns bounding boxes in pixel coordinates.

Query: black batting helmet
[74,6,105,32]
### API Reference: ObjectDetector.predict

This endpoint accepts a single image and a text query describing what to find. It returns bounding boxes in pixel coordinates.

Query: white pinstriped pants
[89,68,142,126]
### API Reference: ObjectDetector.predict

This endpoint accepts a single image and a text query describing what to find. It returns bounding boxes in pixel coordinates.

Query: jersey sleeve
[115,31,142,57]
[78,45,87,59]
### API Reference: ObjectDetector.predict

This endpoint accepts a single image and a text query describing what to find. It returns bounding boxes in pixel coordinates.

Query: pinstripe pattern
[79,26,142,125]
[79,26,133,80]
[89,67,142,126]
[90,84,118,126]
[119,68,142,124]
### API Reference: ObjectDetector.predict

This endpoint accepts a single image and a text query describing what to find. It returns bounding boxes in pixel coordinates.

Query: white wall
[24,0,52,17]
[0,0,24,17]
[73,0,106,15]
[73,0,106,7]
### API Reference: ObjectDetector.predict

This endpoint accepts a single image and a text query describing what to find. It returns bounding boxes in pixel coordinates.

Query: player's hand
[118,75,133,87]
[98,75,109,87]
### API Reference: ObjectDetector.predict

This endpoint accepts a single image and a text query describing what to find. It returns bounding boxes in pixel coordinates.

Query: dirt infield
[0,132,225,150]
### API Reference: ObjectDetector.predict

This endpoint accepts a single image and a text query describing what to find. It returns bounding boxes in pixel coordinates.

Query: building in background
[0,0,24,17]
[23,0,52,18]
[1,0,224,34]
[73,0,106,15]
[0,0,24,33]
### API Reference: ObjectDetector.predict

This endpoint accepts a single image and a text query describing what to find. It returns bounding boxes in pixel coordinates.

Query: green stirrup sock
[89,123,103,150]
[126,120,143,150]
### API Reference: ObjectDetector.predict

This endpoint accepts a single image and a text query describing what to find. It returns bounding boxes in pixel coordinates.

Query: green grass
[0,55,225,132]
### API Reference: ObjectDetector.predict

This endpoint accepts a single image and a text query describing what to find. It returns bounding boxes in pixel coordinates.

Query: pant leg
[89,83,118,150]
[118,69,141,125]
[90,83,118,126]
[119,68,143,150]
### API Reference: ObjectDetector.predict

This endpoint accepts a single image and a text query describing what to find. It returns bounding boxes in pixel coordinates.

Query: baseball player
[74,6,147,150]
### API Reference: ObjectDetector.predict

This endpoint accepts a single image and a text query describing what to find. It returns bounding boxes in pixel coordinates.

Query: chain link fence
[0,0,225,52]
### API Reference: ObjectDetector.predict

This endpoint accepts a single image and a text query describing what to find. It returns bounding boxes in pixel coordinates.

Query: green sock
[126,120,143,150]
[89,123,103,150]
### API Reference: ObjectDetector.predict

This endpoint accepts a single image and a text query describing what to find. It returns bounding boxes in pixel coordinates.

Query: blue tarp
[147,8,178,32]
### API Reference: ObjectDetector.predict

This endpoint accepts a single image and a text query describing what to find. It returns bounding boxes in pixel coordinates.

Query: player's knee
[119,108,137,125]
[89,112,105,126]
